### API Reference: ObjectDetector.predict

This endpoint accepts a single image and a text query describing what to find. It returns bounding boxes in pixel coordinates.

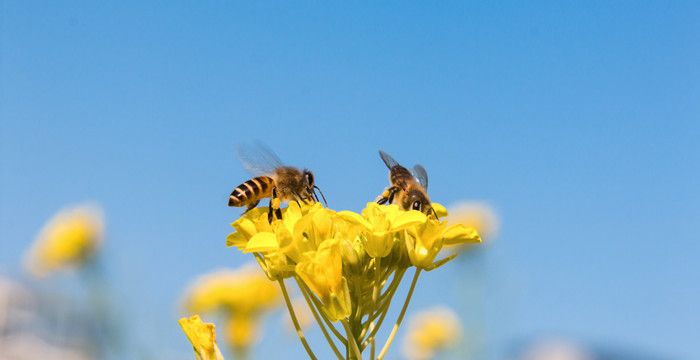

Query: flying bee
[376,150,437,218]
[228,143,327,223]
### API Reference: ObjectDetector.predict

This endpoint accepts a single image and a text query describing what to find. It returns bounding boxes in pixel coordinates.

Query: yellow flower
[24,204,104,276]
[446,201,499,242]
[224,314,257,351]
[179,315,225,360]
[402,306,462,360]
[295,239,351,321]
[227,202,321,279]
[183,264,280,314]
[338,203,426,258]
[404,218,446,269]
[182,264,281,351]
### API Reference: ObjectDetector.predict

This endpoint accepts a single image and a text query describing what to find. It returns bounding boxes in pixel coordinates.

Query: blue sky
[1,1,698,359]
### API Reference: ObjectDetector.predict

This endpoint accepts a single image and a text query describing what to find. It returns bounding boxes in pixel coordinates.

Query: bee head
[301,170,327,206]
[404,188,436,218]
[302,169,315,187]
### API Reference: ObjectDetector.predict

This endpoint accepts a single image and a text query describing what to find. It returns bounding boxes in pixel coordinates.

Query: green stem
[295,277,345,360]
[360,268,406,343]
[342,319,363,360]
[278,279,317,360]
[376,269,421,360]
[297,278,348,344]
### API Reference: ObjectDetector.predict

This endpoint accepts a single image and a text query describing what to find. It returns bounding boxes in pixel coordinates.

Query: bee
[376,150,437,218]
[228,143,327,222]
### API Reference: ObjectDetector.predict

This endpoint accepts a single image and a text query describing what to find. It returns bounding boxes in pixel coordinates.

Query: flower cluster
[226,201,480,359]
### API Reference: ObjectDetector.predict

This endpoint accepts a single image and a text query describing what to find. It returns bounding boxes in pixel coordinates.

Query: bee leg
[291,191,303,207]
[243,200,260,214]
[387,187,398,203]
[268,187,282,223]
[377,186,399,205]
[267,200,274,223]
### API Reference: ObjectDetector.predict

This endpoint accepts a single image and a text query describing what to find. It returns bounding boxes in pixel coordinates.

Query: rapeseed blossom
[226,201,480,359]
[24,204,104,276]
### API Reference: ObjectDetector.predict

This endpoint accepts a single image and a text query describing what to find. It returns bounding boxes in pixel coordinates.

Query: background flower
[401,306,462,360]
[446,202,499,243]
[182,264,281,356]
[24,204,104,277]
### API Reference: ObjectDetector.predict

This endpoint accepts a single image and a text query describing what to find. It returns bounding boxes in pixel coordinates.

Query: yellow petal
[431,203,448,218]
[231,217,257,239]
[178,315,225,360]
[443,225,481,246]
[225,232,248,250]
[391,210,427,231]
[337,211,372,230]
[244,232,278,253]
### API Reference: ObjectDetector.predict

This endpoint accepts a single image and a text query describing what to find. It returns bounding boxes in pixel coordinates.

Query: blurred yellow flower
[182,264,281,353]
[402,306,462,360]
[447,201,499,242]
[179,315,225,360]
[24,204,103,276]
[183,264,280,314]
[224,314,257,352]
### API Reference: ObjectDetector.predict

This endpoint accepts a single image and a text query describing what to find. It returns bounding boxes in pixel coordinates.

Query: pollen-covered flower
[182,264,281,353]
[402,306,462,360]
[179,315,225,360]
[24,204,104,276]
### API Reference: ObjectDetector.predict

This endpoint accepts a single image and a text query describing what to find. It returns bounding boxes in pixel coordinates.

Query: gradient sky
[1,2,698,359]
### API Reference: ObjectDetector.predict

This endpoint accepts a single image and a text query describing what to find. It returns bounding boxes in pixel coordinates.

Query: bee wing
[412,164,429,190]
[378,150,400,170]
[237,142,284,176]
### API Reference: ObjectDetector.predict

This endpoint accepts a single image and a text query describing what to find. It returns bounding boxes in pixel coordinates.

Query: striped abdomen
[228,176,274,207]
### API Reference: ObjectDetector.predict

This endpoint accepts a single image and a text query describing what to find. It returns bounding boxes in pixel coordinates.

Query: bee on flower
[24,204,104,277]
[181,264,282,358]
[401,306,462,360]
[228,143,327,223]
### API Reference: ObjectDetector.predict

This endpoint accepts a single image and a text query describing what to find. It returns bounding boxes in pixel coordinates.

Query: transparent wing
[378,150,400,169]
[412,164,429,190]
[237,142,284,176]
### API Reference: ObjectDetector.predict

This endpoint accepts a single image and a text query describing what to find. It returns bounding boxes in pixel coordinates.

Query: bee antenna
[313,185,328,206]
[429,205,439,220]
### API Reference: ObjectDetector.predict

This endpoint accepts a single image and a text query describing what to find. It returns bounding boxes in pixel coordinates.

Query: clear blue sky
[1,1,698,359]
